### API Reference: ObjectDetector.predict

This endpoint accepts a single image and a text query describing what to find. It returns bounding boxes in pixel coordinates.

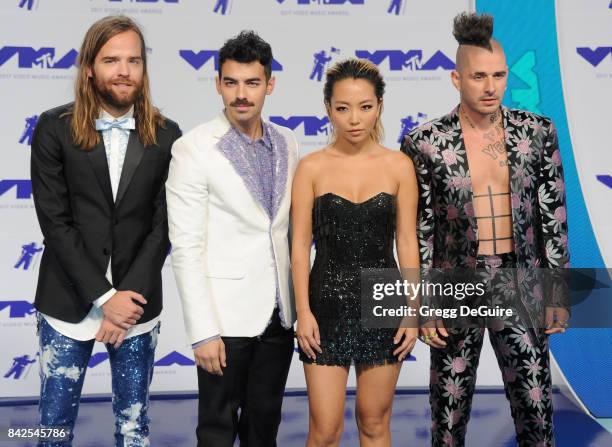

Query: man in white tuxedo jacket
[166,31,299,447]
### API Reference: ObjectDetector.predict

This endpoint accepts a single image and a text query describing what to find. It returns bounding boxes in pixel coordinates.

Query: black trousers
[196,310,294,447]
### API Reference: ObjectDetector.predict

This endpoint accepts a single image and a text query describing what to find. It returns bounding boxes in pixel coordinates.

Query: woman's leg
[304,363,350,447]
[355,362,402,447]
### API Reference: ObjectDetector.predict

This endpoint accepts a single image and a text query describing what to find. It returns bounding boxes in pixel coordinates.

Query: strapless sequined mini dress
[299,192,400,366]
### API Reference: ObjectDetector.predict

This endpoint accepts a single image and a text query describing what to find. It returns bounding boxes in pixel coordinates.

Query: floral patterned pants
[429,253,554,446]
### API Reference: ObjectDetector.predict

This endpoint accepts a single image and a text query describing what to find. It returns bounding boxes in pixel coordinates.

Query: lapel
[502,107,525,243]
[87,138,114,209]
[266,122,288,223]
[446,107,477,232]
[115,131,145,207]
[214,112,288,223]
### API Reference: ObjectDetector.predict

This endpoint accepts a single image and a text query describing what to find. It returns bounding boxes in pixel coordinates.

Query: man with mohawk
[402,12,570,446]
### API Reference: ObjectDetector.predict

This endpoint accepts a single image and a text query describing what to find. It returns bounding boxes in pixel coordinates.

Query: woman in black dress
[291,59,420,446]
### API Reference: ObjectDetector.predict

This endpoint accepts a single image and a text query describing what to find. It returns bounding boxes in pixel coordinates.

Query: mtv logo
[597,175,612,189]
[0,46,78,69]
[269,116,330,136]
[355,50,455,71]
[296,0,364,4]
[179,50,283,71]
[0,180,32,199]
[576,47,612,67]
[0,301,36,318]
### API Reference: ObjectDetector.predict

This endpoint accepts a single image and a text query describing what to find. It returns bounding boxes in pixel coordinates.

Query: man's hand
[420,319,448,349]
[96,318,128,349]
[194,338,226,376]
[101,290,147,329]
[544,306,570,334]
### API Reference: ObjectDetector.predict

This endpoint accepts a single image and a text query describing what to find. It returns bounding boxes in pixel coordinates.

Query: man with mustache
[166,30,299,446]
[401,12,570,446]
[31,16,180,446]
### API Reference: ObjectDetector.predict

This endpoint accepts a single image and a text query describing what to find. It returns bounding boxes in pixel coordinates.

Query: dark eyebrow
[473,71,487,76]
[245,77,262,82]
[494,70,507,76]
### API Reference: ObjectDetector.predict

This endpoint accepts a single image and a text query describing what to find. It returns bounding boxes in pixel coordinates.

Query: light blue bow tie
[95,117,136,132]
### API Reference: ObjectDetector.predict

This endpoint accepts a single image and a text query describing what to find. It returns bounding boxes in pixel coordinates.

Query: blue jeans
[37,315,159,446]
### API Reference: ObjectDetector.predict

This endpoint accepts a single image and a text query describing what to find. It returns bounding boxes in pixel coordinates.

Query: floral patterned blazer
[401,106,570,332]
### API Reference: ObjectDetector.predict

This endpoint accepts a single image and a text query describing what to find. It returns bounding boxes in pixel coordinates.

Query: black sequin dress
[299,192,400,366]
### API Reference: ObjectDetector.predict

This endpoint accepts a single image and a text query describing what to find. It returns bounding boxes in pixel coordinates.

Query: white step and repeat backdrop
[3,0,576,398]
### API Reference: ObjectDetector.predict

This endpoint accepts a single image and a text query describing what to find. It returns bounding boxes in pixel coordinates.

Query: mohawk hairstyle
[452,12,494,51]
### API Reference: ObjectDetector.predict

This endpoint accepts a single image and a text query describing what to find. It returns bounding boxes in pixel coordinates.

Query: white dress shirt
[41,107,160,340]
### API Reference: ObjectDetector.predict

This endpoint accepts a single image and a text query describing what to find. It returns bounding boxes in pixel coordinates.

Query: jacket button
[103,248,110,256]
[113,219,119,225]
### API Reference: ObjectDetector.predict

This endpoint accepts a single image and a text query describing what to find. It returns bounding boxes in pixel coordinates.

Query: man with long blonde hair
[31,15,180,446]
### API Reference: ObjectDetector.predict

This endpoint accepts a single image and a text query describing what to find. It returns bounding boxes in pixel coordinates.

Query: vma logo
[309,47,341,82]
[355,50,455,71]
[19,115,38,146]
[3,353,38,380]
[398,113,427,143]
[180,50,283,71]
[576,47,612,67]
[0,180,32,199]
[269,116,330,137]
[597,175,612,189]
[0,301,36,319]
[0,47,78,69]
[88,351,194,368]
[14,242,43,271]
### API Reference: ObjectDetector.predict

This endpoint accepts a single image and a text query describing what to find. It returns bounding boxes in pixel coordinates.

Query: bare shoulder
[380,147,415,173]
[295,148,329,178]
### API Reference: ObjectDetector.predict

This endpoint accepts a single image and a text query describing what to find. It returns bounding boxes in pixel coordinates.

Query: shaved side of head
[456,39,506,72]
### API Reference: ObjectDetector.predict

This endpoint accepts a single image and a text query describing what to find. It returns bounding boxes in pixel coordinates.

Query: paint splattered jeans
[37,315,159,447]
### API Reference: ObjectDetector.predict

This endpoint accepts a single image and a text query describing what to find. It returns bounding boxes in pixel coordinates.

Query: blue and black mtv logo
[597,175,612,189]
[0,180,32,199]
[398,113,427,143]
[3,353,38,380]
[18,0,38,10]
[309,47,341,82]
[576,47,612,67]
[355,50,455,71]
[0,301,36,318]
[19,115,38,146]
[269,116,330,137]
[179,50,283,71]
[15,242,43,271]
[0,47,78,69]
[88,350,194,368]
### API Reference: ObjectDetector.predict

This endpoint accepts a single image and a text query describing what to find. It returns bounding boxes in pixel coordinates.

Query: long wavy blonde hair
[65,15,165,150]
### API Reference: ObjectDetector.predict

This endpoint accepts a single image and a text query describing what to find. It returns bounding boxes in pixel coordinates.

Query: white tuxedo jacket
[166,112,299,344]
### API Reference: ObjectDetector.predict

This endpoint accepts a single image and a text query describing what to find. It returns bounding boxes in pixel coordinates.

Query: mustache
[230,99,254,107]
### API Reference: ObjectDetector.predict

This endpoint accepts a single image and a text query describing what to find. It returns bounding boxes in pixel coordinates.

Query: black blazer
[31,103,181,324]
